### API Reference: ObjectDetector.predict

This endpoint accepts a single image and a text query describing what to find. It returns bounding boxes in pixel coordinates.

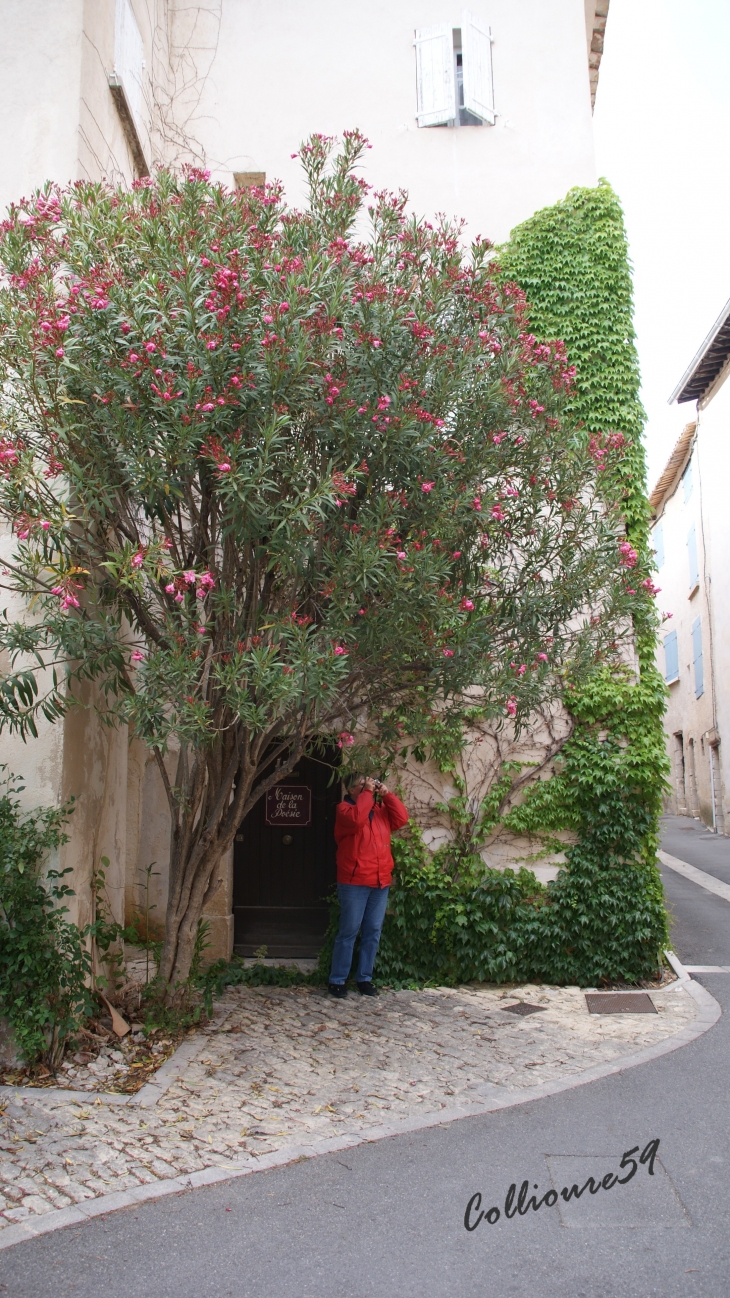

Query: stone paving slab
[0,980,697,1233]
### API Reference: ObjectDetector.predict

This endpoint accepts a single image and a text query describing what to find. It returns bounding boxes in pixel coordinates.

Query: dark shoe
[328,983,348,999]
[357,981,379,996]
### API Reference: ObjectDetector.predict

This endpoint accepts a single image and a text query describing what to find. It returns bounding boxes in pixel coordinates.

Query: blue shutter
[691,617,704,698]
[682,458,693,503]
[687,524,699,589]
[663,630,679,683]
[653,521,665,569]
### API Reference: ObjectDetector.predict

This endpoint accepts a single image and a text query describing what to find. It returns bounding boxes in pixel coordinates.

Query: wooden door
[233,752,340,957]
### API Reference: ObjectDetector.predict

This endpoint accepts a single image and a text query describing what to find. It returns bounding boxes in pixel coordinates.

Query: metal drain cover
[585,992,657,1015]
[502,1002,546,1016]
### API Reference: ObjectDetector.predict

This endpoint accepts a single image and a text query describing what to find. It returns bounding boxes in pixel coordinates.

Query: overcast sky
[593,0,730,490]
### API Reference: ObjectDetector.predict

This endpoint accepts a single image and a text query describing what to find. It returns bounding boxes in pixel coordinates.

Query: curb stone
[0,976,719,1253]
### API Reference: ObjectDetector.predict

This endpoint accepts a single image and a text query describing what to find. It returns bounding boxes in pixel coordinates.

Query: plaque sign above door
[265,784,312,827]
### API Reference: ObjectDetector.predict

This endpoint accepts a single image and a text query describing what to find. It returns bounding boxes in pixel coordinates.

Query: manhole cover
[585,992,657,1015]
[502,1002,546,1016]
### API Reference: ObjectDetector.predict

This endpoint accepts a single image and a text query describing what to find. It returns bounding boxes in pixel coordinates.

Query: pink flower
[40,520,50,530]
[460,598,474,611]
[491,504,505,521]
[196,588,205,599]
[358,608,366,615]
[505,696,517,717]
[218,462,232,473]
[121,322,130,334]
[131,550,145,568]
[206,340,217,350]
[174,592,185,603]
[337,731,355,748]
[183,570,196,584]
[537,652,548,662]
[129,352,139,362]
[333,645,347,655]
[165,583,175,593]
[372,339,381,348]
[452,551,461,559]
[195,624,206,635]
[279,302,289,313]
[131,651,144,662]
[421,481,435,493]
[473,498,482,512]
[443,648,454,657]
[199,572,216,588]
[55,348,64,358]
[262,314,274,324]
[144,342,156,354]
[396,551,406,560]
[17,529,30,540]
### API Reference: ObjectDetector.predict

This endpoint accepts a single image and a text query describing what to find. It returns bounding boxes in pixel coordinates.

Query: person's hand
[376,781,389,796]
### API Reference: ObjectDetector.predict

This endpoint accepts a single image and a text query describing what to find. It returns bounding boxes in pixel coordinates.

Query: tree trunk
[155,737,306,1003]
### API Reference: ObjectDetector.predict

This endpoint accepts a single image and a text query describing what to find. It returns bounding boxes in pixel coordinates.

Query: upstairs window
[415,13,495,128]
[663,630,679,684]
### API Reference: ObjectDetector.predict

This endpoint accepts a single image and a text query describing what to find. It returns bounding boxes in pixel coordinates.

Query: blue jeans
[329,883,390,984]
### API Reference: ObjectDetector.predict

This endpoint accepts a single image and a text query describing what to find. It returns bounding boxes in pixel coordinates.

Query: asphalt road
[2,824,729,1298]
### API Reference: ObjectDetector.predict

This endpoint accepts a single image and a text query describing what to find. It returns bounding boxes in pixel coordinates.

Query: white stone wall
[652,389,730,831]
[192,0,596,246]
[0,0,601,955]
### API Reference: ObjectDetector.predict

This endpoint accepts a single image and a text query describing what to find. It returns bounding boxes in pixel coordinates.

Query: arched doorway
[233,751,340,958]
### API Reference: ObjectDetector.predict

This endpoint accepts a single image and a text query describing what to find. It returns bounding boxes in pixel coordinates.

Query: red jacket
[334,790,409,887]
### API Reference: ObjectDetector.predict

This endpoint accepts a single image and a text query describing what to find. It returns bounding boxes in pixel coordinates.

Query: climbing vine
[372,182,670,988]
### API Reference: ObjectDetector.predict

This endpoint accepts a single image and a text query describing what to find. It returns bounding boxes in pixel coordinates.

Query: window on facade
[653,521,664,569]
[114,0,145,126]
[415,13,495,128]
[663,630,679,684]
[691,617,704,698]
[682,457,693,503]
[687,523,699,591]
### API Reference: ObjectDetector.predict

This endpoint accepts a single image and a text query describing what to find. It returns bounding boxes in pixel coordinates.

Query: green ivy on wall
[370,181,670,988]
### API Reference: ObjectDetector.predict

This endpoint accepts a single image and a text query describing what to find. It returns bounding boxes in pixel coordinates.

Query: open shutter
[691,617,704,698]
[663,631,679,683]
[461,11,495,124]
[415,25,455,127]
[687,523,699,590]
[114,0,144,125]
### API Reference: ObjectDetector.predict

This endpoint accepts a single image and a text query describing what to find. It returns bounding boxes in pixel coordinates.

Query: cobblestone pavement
[0,980,696,1231]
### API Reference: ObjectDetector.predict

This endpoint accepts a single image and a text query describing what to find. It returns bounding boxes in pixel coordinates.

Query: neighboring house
[650,298,730,833]
[0,0,610,957]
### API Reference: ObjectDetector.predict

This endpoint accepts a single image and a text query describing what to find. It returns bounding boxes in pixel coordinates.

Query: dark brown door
[233,752,340,957]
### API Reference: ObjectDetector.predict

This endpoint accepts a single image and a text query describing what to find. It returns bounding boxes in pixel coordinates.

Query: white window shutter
[415,25,455,127]
[461,11,495,124]
[114,0,145,126]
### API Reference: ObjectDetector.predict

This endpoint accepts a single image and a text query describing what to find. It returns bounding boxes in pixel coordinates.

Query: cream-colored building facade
[0,0,609,957]
[651,299,730,833]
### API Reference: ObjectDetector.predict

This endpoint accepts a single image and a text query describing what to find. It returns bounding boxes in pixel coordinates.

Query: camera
[373,779,383,791]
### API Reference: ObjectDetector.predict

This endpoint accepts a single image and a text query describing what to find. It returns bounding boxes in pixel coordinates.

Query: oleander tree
[0,132,643,996]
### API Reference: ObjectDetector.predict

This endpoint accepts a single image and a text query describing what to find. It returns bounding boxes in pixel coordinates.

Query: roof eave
[669,296,730,405]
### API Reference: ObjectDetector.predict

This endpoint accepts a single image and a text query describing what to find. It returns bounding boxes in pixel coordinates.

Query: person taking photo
[328,775,409,998]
